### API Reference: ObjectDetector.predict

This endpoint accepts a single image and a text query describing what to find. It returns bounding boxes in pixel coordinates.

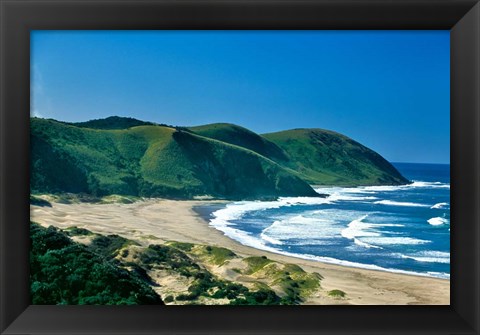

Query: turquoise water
[206,163,450,278]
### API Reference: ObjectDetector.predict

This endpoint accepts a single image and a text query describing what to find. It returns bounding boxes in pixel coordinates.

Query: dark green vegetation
[31,118,317,199]
[188,123,289,162]
[30,223,163,305]
[31,223,327,305]
[328,289,347,298]
[31,116,408,199]
[166,242,236,266]
[68,116,155,130]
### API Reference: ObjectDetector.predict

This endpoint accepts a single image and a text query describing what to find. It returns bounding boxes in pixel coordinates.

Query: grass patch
[167,242,236,266]
[65,226,94,237]
[167,241,195,252]
[89,235,140,259]
[245,260,322,304]
[243,256,274,274]
[328,289,346,298]
[100,194,141,204]
[202,245,236,265]
[140,244,201,278]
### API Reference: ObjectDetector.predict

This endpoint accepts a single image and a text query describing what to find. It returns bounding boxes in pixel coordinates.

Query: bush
[230,288,282,305]
[328,289,346,298]
[66,227,92,236]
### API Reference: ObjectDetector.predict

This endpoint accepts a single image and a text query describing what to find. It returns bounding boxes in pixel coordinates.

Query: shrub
[164,295,174,303]
[328,289,346,298]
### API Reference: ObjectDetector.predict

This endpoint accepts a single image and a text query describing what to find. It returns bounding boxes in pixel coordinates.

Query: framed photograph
[1,0,479,334]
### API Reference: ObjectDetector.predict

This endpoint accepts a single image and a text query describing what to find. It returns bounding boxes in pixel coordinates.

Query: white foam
[341,215,408,249]
[336,188,377,194]
[362,180,450,192]
[373,200,430,207]
[278,196,332,206]
[361,236,431,245]
[363,185,406,192]
[260,232,284,245]
[341,215,380,249]
[208,180,449,280]
[314,187,379,202]
[210,222,280,254]
[397,251,450,264]
[210,197,327,229]
[210,208,447,279]
[427,217,450,226]
[341,215,378,238]
[410,181,450,189]
[260,221,284,245]
[427,272,450,279]
[431,202,449,209]
[259,214,341,244]
[329,194,378,202]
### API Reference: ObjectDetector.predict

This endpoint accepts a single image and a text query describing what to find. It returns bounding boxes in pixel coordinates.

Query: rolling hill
[188,123,289,162]
[30,118,319,199]
[187,123,409,186]
[263,129,409,186]
[30,116,409,199]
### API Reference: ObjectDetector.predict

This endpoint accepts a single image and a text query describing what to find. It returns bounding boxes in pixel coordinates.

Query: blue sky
[31,30,450,164]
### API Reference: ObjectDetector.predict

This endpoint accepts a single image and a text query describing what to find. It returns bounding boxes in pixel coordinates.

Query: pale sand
[31,199,450,305]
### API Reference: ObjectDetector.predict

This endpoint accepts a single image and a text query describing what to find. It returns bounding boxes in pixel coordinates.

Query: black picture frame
[1,0,479,334]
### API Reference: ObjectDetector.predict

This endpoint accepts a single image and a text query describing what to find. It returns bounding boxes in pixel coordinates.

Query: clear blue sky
[31,30,450,164]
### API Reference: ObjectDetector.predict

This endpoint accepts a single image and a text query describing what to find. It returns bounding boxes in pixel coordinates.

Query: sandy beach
[30,198,450,305]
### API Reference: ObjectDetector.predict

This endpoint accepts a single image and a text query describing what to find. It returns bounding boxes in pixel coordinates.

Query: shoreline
[30,198,450,305]
[192,204,449,280]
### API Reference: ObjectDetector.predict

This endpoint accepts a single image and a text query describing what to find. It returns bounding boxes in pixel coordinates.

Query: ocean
[202,163,450,279]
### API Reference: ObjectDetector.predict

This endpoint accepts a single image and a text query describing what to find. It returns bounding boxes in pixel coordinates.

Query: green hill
[187,123,408,186]
[31,116,408,199]
[30,118,318,199]
[188,123,289,162]
[263,128,409,186]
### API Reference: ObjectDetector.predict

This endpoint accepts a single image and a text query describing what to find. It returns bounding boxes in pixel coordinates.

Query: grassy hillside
[31,118,318,199]
[31,116,408,199]
[187,123,408,186]
[263,129,409,186]
[188,123,289,162]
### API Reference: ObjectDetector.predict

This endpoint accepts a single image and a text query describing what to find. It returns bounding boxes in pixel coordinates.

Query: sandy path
[31,199,450,305]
